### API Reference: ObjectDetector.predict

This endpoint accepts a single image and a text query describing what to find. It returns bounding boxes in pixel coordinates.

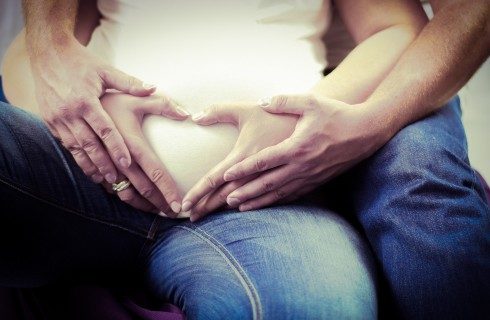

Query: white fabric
[87,0,331,194]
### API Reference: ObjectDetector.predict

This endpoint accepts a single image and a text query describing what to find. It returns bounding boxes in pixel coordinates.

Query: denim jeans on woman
[0,95,488,319]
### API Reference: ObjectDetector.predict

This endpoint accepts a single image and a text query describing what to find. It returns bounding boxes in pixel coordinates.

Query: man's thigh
[142,204,378,320]
[350,97,490,318]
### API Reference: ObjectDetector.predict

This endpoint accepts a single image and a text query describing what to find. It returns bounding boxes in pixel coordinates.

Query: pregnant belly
[142,115,238,196]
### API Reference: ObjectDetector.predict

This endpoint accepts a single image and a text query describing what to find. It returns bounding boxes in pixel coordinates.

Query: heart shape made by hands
[142,115,239,196]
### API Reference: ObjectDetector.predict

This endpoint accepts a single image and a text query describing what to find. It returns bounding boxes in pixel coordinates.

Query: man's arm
[363,0,490,136]
[20,1,185,215]
[22,0,78,56]
[21,0,153,185]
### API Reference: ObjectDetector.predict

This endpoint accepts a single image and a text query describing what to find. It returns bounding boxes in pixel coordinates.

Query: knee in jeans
[379,123,469,185]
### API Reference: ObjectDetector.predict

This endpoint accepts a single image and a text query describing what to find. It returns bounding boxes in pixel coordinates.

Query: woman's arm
[312,0,428,103]
[182,0,429,216]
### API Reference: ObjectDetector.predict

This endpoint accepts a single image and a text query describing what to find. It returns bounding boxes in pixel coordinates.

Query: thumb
[140,95,190,120]
[192,104,241,126]
[101,67,156,96]
[259,94,317,116]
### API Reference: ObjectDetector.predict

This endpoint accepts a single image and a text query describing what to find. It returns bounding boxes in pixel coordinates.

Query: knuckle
[84,168,99,176]
[127,76,137,89]
[205,175,217,189]
[160,95,170,107]
[303,94,319,109]
[66,143,83,154]
[263,181,274,192]
[99,126,114,141]
[292,143,308,160]
[57,105,73,119]
[75,100,90,115]
[150,168,164,183]
[217,191,228,202]
[140,187,155,199]
[119,191,135,202]
[255,158,267,171]
[131,147,145,162]
[275,188,286,200]
[80,137,99,152]
[274,95,288,110]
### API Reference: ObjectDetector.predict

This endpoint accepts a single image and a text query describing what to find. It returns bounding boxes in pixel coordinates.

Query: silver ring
[112,179,131,192]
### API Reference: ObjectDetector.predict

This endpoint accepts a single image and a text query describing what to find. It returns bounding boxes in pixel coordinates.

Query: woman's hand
[100,92,190,216]
[183,94,391,219]
[180,101,298,221]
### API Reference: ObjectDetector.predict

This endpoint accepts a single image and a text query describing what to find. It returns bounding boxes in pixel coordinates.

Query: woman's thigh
[143,204,377,320]
[0,102,158,286]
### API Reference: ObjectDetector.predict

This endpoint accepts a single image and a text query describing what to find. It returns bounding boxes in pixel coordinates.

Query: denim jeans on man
[0,95,488,319]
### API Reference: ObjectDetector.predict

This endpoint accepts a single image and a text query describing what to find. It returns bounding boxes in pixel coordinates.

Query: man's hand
[30,39,156,184]
[183,94,391,218]
[101,92,190,216]
[180,101,298,221]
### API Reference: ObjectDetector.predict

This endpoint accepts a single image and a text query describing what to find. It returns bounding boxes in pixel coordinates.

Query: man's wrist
[26,27,77,61]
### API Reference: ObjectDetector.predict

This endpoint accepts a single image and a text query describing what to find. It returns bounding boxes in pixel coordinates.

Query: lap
[348,97,490,318]
[143,204,378,320]
[0,101,157,236]
[0,101,378,318]
[0,102,155,286]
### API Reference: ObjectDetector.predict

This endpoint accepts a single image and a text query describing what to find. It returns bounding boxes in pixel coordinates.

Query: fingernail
[227,197,241,207]
[180,210,192,218]
[105,173,117,184]
[143,82,157,90]
[239,204,252,211]
[223,171,236,181]
[189,214,199,223]
[192,112,205,122]
[158,211,168,217]
[176,106,190,117]
[181,200,193,212]
[170,201,181,214]
[91,174,104,183]
[119,157,130,168]
[258,97,271,107]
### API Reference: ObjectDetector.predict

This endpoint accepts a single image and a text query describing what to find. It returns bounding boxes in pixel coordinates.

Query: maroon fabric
[476,171,490,204]
[0,286,184,320]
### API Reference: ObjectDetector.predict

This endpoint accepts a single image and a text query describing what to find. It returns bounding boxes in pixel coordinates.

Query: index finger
[82,98,132,169]
[181,153,241,212]
[223,140,292,182]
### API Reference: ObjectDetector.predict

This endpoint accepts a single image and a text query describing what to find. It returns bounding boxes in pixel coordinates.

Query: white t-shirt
[86,0,332,194]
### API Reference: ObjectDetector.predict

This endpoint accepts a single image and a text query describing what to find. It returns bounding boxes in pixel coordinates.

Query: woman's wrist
[356,99,405,149]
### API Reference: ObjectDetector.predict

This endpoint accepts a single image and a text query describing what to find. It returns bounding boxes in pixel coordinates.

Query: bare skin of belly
[1,0,295,198]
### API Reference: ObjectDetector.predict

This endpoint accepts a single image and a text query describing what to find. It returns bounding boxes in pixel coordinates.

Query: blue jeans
[0,102,377,319]
[317,96,489,319]
[0,95,488,319]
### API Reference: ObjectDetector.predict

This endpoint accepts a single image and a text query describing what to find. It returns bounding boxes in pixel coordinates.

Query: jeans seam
[137,217,163,260]
[176,225,263,320]
[0,173,149,238]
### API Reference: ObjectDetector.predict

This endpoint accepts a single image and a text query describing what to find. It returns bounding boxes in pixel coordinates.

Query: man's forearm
[22,0,79,57]
[364,0,490,136]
